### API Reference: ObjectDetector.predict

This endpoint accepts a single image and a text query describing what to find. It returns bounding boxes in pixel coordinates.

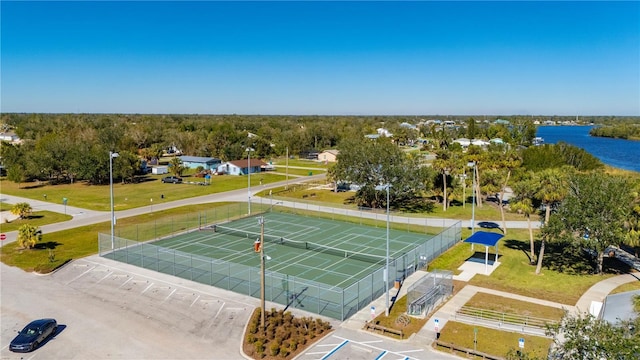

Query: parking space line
[213,303,225,320]
[320,339,349,360]
[141,283,154,294]
[374,350,387,360]
[118,277,134,288]
[65,265,96,285]
[162,288,177,303]
[95,272,114,285]
[190,294,201,307]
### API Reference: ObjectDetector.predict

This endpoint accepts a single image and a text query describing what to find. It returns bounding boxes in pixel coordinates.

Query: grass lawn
[0,202,238,273]
[266,183,530,222]
[0,173,288,212]
[270,157,330,169]
[429,228,631,305]
[0,211,72,232]
[436,321,552,359]
[465,293,566,320]
[610,281,640,294]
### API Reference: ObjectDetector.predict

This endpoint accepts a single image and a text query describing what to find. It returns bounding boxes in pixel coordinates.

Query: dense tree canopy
[541,172,633,274]
[329,137,435,208]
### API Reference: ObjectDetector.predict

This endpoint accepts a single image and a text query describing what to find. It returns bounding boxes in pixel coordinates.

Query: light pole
[258,216,266,330]
[285,146,289,190]
[246,147,254,215]
[467,161,476,234]
[109,151,119,249]
[376,183,391,316]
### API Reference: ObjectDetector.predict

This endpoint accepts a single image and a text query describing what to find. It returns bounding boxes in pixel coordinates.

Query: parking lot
[2,255,464,360]
[1,256,259,359]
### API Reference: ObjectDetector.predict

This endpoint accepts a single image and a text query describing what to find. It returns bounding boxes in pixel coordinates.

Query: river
[536,126,640,173]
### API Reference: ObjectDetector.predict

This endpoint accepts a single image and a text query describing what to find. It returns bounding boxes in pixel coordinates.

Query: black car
[161,176,182,184]
[10,318,57,352]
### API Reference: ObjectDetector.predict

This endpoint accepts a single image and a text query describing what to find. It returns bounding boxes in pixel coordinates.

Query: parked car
[161,176,182,184]
[10,318,57,352]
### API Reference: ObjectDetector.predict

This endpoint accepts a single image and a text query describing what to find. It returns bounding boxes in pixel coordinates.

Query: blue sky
[2,1,639,116]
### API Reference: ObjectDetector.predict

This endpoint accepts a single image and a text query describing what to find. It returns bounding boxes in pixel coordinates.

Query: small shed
[318,150,339,163]
[152,166,168,175]
[463,231,504,274]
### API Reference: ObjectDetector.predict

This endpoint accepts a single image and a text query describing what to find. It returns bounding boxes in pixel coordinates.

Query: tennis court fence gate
[99,221,461,321]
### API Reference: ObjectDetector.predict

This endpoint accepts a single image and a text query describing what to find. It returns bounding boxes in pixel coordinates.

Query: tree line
[2,112,537,185]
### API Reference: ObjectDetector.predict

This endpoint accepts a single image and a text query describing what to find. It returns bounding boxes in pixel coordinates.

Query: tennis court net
[210,225,388,265]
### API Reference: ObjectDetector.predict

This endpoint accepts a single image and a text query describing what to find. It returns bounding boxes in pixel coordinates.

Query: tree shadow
[25,215,44,220]
[503,238,533,263]
[34,242,63,250]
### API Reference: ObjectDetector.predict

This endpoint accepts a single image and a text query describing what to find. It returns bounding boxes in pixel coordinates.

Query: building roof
[179,156,220,164]
[226,159,266,168]
[320,149,339,155]
[463,231,504,247]
[601,289,640,324]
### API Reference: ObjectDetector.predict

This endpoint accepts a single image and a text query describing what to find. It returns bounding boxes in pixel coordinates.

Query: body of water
[536,126,640,173]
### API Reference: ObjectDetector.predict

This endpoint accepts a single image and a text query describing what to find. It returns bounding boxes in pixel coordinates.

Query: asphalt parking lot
[1,256,259,359]
[2,256,461,360]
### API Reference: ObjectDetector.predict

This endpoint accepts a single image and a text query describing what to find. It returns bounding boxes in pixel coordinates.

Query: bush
[243,308,332,359]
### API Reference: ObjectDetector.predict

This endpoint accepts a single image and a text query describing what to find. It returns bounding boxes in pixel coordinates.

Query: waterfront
[536,126,640,173]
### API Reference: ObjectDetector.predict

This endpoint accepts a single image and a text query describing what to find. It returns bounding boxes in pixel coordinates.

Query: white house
[0,131,21,143]
[217,159,266,176]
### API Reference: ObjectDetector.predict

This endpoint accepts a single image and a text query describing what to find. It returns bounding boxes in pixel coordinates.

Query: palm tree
[169,157,184,177]
[17,224,42,249]
[534,168,569,275]
[497,150,522,235]
[432,151,451,211]
[510,198,536,264]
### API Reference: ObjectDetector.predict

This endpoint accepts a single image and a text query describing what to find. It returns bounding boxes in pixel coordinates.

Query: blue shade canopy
[463,231,504,247]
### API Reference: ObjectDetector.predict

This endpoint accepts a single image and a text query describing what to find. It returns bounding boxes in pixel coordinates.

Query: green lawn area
[611,281,640,294]
[0,210,72,232]
[465,293,566,320]
[428,228,631,305]
[437,321,552,359]
[0,172,288,211]
[270,157,330,169]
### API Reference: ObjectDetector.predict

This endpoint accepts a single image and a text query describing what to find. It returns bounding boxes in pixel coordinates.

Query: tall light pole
[246,147,254,215]
[285,146,289,190]
[376,183,391,316]
[109,151,119,249]
[468,161,476,234]
[258,216,266,330]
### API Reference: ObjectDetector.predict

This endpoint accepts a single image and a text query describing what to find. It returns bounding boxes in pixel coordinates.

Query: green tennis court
[151,212,430,289]
[100,210,462,320]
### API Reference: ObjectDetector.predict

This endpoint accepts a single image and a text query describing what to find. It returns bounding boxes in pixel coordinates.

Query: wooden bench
[363,321,403,339]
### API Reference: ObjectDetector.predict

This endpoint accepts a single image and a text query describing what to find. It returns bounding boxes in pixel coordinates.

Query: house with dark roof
[217,159,266,176]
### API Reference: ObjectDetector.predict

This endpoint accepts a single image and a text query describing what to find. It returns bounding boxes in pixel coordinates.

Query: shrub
[269,340,280,356]
[254,341,264,354]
